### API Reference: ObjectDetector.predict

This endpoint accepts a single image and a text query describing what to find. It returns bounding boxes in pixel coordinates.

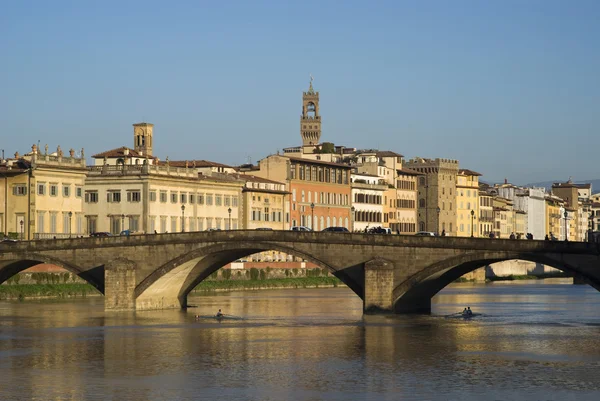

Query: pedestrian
[545,234,549,241]
[509,232,516,240]
[441,229,446,237]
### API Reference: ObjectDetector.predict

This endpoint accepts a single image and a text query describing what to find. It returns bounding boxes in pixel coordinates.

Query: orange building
[250,154,352,230]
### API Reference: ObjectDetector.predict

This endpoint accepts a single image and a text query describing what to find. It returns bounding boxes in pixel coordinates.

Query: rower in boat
[216,309,223,318]
[467,307,472,316]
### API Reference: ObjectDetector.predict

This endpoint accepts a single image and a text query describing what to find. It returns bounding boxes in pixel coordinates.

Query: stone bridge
[1,231,599,313]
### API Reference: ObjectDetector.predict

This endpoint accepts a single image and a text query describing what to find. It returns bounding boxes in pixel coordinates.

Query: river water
[1,280,600,400]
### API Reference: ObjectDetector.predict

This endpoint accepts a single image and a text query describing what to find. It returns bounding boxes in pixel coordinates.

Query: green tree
[222,269,232,280]
[259,269,266,280]
[250,268,259,280]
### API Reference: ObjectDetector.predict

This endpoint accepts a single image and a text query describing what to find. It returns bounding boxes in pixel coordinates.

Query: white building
[497,184,546,240]
[351,172,387,232]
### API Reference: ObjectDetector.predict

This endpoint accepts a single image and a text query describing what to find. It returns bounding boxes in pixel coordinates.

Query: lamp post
[470,210,475,238]
[564,210,568,241]
[228,207,232,230]
[19,220,24,240]
[121,214,125,233]
[351,206,355,232]
[68,211,73,238]
[310,202,315,230]
[436,206,441,235]
[181,205,185,232]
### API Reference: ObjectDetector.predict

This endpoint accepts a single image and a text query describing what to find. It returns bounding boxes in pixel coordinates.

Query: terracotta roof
[159,160,232,168]
[458,169,482,176]
[592,202,600,208]
[376,150,404,158]
[242,187,290,195]
[287,156,352,169]
[239,174,286,185]
[552,182,591,189]
[92,146,151,159]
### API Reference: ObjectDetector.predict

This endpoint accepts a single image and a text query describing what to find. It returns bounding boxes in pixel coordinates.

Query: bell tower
[133,122,153,156]
[300,76,321,148]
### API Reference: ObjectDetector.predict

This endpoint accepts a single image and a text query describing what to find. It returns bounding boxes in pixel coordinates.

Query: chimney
[124,148,129,156]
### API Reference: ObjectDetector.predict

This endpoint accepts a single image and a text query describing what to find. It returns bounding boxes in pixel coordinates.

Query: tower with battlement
[300,78,321,149]
[405,157,460,236]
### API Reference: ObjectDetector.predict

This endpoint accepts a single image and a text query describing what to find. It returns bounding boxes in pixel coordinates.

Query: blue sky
[1,0,599,184]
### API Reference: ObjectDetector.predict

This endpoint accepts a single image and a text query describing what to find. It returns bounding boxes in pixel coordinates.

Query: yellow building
[85,123,244,234]
[545,194,564,240]
[478,190,494,237]
[492,197,514,239]
[1,145,87,239]
[240,175,289,230]
[456,169,481,237]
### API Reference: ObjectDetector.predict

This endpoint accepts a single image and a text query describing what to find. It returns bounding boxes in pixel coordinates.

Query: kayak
[195,314,243,321]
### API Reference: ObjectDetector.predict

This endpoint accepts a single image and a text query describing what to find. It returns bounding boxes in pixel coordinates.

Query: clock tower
[133,122,153,156]
[300,77,321,148]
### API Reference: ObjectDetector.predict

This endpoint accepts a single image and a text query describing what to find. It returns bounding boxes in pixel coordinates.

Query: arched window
[419,221,425,231]
[344,217,348,228]
[326,216,331,228]
[419,177,426,186]
[314,216,318,231]
[320,216,324,229]
[419,199,425,208]
[333,216,337,227]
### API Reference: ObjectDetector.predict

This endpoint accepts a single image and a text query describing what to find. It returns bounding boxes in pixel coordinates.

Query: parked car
[206,228,222,232]
[120,230,143,236]
[1,237,18,243]
[90,232,112,237]
[415,231,436,237]
[322,227,350,233]
[255,227,273,231]
[291,226,312,232]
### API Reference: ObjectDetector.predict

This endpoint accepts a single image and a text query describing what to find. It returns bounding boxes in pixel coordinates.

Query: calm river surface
[1,280,600,401]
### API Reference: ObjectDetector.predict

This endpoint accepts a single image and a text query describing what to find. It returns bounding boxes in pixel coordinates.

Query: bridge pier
[364,258,394,313]
[105,258,137,311]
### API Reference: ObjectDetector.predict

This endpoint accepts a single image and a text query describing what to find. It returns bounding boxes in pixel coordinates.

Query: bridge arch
[392,251,595,313]
[135,241,359,310]
[0,252,104,293]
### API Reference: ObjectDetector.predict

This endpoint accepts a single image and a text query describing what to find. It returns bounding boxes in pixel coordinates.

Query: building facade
[351,172,386,232]
[1,145,87,240]
[456,169,481,237]
[405,158,459,235]
[252,154,352,231]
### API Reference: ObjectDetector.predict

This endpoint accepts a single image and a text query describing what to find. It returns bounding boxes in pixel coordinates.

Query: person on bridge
[216,309,223,318]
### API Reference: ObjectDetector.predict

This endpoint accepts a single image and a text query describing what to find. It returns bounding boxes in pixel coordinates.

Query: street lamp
[470,210,475,238]
[564,210,568,241]
[436,206,441,235]
[181,205,186,232]
[19,220,24,240]
[121,214,125,233]
[228,207,232,230]
[351,206,355,232]
[310,202,315,230]
[68,211,73,238]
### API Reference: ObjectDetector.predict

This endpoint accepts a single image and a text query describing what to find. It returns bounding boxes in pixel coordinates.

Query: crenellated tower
[300,76,321,147]
[133,122,154,156]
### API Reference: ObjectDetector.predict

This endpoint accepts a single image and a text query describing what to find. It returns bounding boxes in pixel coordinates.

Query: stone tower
[133,122,153,156]
[300,77,321,147]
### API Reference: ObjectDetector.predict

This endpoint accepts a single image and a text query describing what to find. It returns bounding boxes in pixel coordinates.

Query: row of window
[290,164,350,185]
[396,180,416,191]
[250,209,286,223]
[389,222,416,233]
[389,199,416,209]
[354,193,382,205]
[12,183,83,198]
[418,199,454,211]
[293,189,350,206]
[293,216,350,231]
[85,190,239,207]
[36,211,83,234]
[86,215,241,234]
[355,211,382,223]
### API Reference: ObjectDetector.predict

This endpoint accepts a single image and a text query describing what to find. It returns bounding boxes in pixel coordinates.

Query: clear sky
[1,0,599,184]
